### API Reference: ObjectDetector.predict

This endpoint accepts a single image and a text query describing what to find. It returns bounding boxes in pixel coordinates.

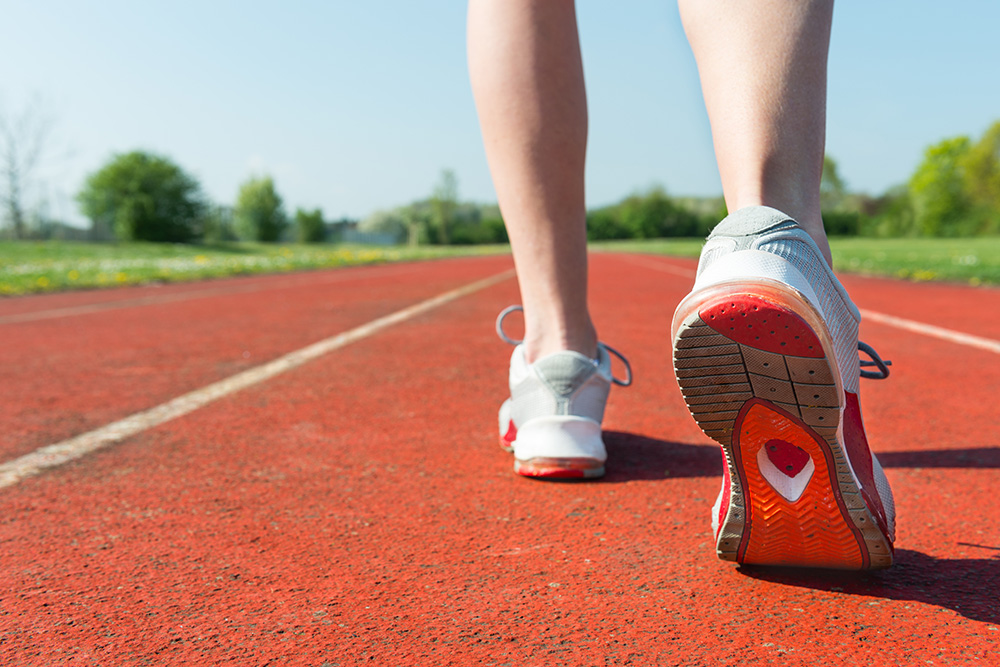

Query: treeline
[5,120,997,245]
[587,120,1000,240]
[371,119,1000,245]
[362,172,715,245]
[585,188,723,240]
[357,170,507,246]
[74,150,349,244]
[2,149,354,244]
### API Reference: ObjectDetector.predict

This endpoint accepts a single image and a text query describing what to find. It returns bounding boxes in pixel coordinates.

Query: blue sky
[2,1,999,226]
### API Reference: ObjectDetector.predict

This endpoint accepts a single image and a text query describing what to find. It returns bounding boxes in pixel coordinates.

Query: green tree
[908,136,973,236]
[618,187,699,238]
[961,121,1000,204]
[430,169,458,244]
[864,186,915,237]
[585,190,712,240]
[77,150,206,242]
[234,175,287,242]
[959,121,1000,233]
[586,207,628,240]
[295,207,326,243]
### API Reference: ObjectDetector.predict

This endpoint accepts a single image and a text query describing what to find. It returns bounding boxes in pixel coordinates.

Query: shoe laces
[859,341,892,380]
[495,305,633,387]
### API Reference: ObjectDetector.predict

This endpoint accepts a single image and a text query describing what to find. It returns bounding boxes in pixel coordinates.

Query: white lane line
[623,253,1000,354]
[859,308,1000,355]
[0,263,427,325]
[0,269,515,489]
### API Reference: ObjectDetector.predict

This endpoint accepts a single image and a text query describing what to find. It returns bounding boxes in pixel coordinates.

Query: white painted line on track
[0,262,431,325]
[859,308,1000,355]
[623,253,1000,354]
[0,269,515,489]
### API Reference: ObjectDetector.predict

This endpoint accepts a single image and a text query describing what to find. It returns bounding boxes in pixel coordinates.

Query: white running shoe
[671,206,896,570]
[496,306,631,479]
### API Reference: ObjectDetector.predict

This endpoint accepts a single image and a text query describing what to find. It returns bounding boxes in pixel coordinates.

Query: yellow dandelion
[68,270,80,281]
[36,276,50,288]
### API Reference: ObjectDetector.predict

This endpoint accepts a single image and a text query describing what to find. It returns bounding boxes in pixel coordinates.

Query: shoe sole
[513,457,605,479]
[502,431,606,479]
[499,406,606,480]
[671,279,893,570]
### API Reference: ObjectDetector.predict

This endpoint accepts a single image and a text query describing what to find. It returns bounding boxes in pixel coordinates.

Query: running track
[1,254,998,665]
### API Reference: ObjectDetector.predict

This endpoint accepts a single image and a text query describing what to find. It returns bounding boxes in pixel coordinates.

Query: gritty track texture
[1,254,998,665]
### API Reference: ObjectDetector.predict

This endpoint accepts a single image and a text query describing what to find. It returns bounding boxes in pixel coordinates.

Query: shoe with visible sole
[671,206,895,570]
[496,306,631,479]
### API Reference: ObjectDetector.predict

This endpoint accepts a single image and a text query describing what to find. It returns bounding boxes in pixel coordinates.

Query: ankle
[521,324,598,364]
[727,197,832,268]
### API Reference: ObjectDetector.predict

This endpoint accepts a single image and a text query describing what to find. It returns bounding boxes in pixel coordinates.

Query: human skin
[468,0,834,361]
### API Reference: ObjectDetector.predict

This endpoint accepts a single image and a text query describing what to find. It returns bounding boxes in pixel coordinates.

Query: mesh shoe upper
[695,206,863,395]
[507,344,613,428]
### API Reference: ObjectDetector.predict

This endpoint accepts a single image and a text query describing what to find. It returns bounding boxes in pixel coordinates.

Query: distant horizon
[3,1,998,228]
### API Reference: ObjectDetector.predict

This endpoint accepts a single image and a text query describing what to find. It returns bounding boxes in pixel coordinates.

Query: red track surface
[1,254,998,665]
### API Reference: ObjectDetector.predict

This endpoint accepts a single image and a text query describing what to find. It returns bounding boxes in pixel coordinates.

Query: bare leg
[680,0,834,265]
[468,0,596,362]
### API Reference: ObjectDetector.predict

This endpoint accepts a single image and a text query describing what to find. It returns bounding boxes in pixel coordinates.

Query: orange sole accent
[734,400,867,569]
[514,457,604,479]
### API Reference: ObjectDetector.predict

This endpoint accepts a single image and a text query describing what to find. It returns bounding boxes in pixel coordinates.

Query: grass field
[592,236,1000,287]
[0,241,507,296]
[1,237,997,296]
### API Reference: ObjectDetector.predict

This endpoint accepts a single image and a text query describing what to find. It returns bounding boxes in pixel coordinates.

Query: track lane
[0,256,513,460]
[1,254,997,664]
[842,273,1000,341]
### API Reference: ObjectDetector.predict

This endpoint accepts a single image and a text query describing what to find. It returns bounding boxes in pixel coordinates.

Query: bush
[449,216,509,245]
[234,176,287,242]
[586,207,630,240]
[77,151,206,243]
[295,208,326,243]
[587,188,710,240]
[482,216,509,244]
[822,210,861,236]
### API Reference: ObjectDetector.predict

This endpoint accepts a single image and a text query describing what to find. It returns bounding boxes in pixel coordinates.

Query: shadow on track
[597,433,1000,622]
[738,548,1000,624]
[602,430,720,482]
[600,432,1000,483]
[877,448,1000,468]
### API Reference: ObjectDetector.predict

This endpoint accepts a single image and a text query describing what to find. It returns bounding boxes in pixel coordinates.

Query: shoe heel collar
[708,205,798,240]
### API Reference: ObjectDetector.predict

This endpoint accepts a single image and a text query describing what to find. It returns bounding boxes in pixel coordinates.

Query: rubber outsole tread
[672,284,893,570]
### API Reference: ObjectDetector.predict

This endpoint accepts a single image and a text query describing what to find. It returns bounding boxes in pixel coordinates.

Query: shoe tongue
[708,206,797,240]
[532,353,598,397]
